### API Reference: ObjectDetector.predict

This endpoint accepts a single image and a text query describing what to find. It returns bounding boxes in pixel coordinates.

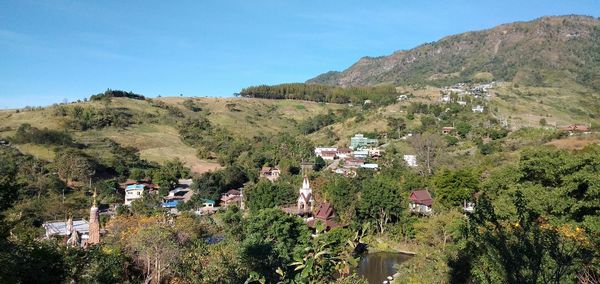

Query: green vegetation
[90,89,146,101]
[239,83,398,105]
[2,15,600,282]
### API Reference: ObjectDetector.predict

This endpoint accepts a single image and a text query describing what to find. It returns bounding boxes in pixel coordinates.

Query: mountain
[307,15,600,89]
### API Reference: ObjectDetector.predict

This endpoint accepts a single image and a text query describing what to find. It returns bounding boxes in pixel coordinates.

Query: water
[357,252,412,284]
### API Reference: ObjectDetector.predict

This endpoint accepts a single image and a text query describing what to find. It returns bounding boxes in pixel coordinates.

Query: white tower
[297,176,314,212]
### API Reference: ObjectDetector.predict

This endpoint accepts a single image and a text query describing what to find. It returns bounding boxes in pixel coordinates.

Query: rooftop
[43,219,89,236]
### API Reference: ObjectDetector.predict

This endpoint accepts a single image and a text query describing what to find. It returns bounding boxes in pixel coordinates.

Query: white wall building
[124,184,145,206]
[403,155,418,167]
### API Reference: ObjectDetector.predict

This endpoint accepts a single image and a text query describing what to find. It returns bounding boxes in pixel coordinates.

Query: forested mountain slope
[308,15,600,89]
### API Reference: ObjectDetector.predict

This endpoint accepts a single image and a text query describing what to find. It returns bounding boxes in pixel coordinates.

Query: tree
[130,223,178,283]
[0,154,17,211]
[241,209,310,281]
[246,180,295,211]
[54,149,95,184]
[313,156,326,172]
[432,168,479,207]
[410,132,445,175]
[456,192,595,283]
[387,117,406,138]
[322,177,356,223]
[357,176,403,234]
[455,121,471,138]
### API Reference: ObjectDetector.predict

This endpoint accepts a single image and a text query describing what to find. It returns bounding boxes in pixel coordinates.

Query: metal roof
[43,219,89,236]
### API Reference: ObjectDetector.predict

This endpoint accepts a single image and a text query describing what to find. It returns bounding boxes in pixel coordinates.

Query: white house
[360,163,379,170]
[124,184,146,206]
[403,155,418,167]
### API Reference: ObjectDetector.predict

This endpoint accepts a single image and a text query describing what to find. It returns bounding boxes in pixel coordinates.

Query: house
[368,148,382,158]
[161,179,194,208]
[441,95,451,103]
[472,105,484,113]
[43,219,89,239]
[343,158,365,169]
[409,189,433,215]
[124,184,147,206]
[350,134,378,150]
[360,163,379,170]
[334,168,356,178]
[457,101,467,106]
[314,147,338,156]
[260,166,281,181]
[336,148,352,159]
[442,127,455,135]
[203,199,216,208]
[352,149,369,159]
[0,139,9,146]
[306,203,342,231]
[119,178,159,192]
[220,189,242,207]
[43,193,101,247]
[195,199,219,215]
[319,151,337,160]
[403,155,418,167]
[561,124,590,134]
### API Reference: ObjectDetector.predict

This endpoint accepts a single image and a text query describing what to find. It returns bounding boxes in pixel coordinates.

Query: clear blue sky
[1,0,599,109]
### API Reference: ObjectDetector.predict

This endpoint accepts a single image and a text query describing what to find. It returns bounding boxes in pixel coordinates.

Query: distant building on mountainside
[124,184,147,206]
[350,134,378,150]
[403,155,418,167]
[260,166,281,181]
[220,189,242,207]
[336,148,352,159]
[121,178,160,206]
[161,179,194,208]
[409,189,433,216]
[319,151,338,160]
[314,147,338,156]
[343,158,365,169]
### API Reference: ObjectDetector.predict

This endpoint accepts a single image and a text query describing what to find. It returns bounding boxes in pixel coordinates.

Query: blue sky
[0,0,599,109]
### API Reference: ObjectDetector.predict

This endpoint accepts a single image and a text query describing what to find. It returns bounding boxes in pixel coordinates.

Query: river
[356,252,412,284]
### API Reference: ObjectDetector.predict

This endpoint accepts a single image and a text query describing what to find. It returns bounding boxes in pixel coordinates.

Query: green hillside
[0,95,343,173]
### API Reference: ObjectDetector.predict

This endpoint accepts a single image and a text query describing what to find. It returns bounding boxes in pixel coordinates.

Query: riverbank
[363,235,417,255]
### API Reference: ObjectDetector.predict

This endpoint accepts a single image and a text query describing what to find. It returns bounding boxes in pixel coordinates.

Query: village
[41,131,483,248]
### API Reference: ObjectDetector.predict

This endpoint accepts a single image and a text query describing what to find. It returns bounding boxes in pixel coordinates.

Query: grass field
[0,97,343,173]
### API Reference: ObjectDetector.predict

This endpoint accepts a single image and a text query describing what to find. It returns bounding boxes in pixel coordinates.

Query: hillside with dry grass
[0,96,343,173]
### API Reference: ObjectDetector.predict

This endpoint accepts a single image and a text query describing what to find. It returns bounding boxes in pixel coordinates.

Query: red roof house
[409,189,433,215]
[307,203,342,231]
